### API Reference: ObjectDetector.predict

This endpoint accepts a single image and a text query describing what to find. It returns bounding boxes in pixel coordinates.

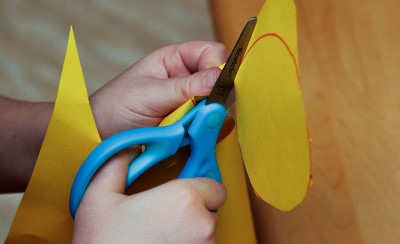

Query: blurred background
[2,0,400,243]
[0,0,215,241]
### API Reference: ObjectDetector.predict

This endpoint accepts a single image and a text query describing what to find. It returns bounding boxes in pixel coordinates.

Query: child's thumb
[170,67,221,105]
[83,148,140,196]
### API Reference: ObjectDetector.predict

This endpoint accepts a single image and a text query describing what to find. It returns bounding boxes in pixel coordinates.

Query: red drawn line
[242,33,300,83]
[242,32,313,192]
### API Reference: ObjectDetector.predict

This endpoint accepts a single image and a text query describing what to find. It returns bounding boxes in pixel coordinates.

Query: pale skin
[0,41,229,243]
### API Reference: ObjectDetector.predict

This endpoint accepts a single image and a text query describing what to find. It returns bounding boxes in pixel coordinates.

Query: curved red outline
[241,32,313,192]
[242,33,300,82]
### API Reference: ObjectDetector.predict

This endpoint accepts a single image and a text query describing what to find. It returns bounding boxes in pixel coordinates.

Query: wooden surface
[211,0,400,243]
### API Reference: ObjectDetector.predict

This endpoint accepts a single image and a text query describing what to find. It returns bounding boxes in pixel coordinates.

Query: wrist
[0,96,53,192]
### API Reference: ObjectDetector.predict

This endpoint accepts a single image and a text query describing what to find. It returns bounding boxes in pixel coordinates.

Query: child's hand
[90,41,228,139]
[73,42,228,243]
[73,150,227,244]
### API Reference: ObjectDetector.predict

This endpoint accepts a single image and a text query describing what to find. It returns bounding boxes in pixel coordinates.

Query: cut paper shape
[235,0,312,211]
[6,27,101,243]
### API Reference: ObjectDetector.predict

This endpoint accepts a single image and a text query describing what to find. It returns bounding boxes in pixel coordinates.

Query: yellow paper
[6,27,101,243]
[235,0,312,211]
[215,125,256,243]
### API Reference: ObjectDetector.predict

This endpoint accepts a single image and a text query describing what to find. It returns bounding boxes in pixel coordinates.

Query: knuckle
[213,42,228,52]
[175,76,194,101]
[169,181,195,201]
[182,186,201,206]
[200,214,218,242]
[171,181,203,209]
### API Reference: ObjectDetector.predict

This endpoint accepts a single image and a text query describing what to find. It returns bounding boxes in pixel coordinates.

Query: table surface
[211,0,400,243]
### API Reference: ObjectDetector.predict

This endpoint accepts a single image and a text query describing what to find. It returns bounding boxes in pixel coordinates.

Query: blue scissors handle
[179,102,225,181]
[69,100,225,218]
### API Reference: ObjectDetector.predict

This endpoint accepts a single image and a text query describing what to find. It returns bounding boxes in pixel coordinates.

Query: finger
[138,67,221,118]
[175,41,228,71]
[170,67,221,104]
[129,178,227,211]
[139,41,228,78]
[167,178,227,211]
[84,148,140,196]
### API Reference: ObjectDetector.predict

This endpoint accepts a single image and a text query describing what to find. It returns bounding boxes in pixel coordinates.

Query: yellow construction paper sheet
[6,27,101,243]
[235,0,312,211]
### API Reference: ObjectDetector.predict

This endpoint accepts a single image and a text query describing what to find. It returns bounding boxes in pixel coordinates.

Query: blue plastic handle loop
[70,125,185,218]
[178,102,225,183]
[69,100,225,218]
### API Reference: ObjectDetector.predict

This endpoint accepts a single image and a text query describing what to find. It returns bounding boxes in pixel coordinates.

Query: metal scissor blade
[206,17,257,106]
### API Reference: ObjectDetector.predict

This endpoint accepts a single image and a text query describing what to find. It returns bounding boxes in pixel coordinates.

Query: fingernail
[206,59,223,69]
[205,69,217,88]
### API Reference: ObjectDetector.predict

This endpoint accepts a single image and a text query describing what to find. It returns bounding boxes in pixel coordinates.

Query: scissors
[69,17,257,218]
